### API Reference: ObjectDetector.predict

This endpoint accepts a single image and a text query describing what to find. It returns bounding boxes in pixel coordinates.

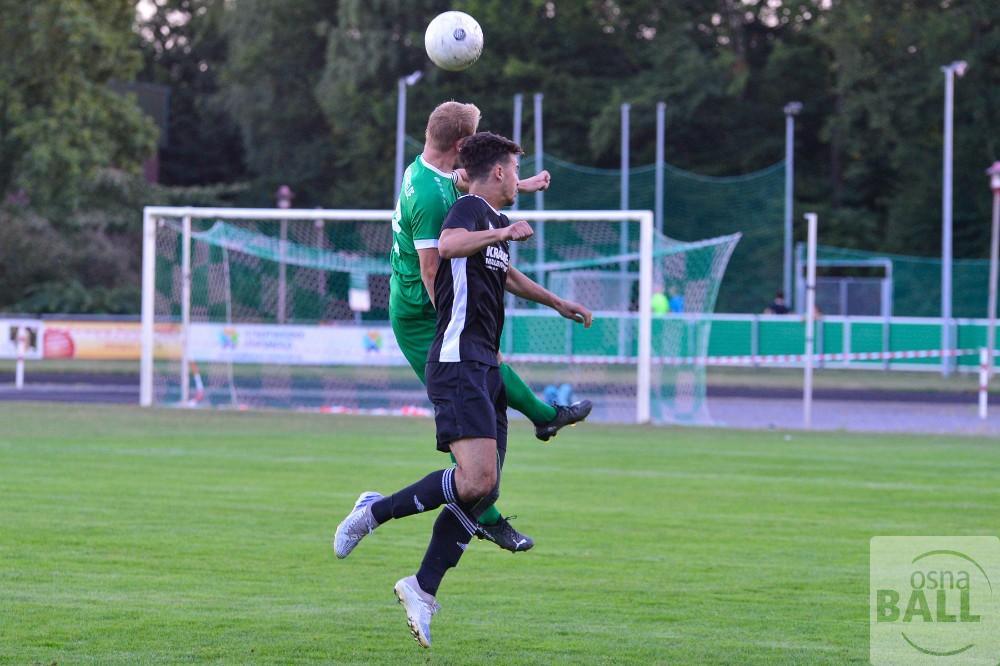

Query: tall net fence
[812,245,991,318]
[504,227,741,423]
[406,135,782,314]
[147,209,739,424]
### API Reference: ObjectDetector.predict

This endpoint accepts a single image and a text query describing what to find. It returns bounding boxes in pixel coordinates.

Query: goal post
[140,206,735,424]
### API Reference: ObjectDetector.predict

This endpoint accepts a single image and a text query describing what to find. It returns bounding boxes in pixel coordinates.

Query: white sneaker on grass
[394,575,440,648]
[332,491,382,559]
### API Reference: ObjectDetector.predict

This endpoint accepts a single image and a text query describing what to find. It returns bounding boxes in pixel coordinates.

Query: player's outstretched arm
[505,266,593,328]
[516,170,550,193]
[452,169,550,194]
[439,221,533,259]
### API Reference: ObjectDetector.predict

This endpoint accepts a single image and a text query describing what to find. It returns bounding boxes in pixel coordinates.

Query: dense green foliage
[0,0,997,313]
[0,0,157,212]
[3,403,998,662]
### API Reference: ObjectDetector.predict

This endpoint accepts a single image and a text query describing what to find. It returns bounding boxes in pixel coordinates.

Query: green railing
[503,312,995,371]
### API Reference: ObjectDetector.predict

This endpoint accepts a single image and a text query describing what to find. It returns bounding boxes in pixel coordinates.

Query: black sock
[370,467,461,525]
[416,506,476,596]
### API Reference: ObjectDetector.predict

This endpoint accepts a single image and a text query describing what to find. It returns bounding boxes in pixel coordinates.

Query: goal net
[140,207,739,424]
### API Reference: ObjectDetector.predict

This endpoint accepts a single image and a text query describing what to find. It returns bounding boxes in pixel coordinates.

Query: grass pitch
[1,403,997,664]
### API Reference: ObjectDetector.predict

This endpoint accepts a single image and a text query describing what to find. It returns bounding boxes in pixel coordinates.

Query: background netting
[151,212,739,424]
[406,135,781,314]
[811,245,991,318]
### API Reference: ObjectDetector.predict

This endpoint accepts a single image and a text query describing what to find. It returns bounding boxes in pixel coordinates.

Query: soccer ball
[424,11,484,72]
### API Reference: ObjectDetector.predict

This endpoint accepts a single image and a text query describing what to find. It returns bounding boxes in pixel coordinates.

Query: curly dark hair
[458,132,523,182]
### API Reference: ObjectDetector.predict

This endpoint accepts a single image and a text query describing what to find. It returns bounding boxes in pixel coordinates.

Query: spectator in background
[651,287,669,315]
[276,185,294,209]
[764,291,790,314]
[668,286,684,313]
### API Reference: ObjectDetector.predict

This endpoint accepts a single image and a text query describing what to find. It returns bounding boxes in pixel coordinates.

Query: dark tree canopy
[0,0,997,313]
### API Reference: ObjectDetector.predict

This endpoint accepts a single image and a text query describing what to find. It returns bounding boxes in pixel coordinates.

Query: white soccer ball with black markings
[424,11,484,72]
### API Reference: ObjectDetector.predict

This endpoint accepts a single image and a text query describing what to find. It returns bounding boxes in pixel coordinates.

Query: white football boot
[332,491,382,559]
[393,575,440,648]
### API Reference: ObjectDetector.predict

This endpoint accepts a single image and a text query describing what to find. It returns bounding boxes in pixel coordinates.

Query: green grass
[1,403,998,664]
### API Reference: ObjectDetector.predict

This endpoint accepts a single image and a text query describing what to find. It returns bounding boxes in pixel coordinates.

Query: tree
[818,0,1000,257]
[0,0,157,212]
[317,0,444,208]
[218,0,337,206]
[137,0,246,186]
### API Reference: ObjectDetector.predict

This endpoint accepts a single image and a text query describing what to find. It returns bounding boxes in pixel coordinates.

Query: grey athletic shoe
[478,515,534,552]
[534,399,593,442]
[394,575,440,648]
[332,491,382,559]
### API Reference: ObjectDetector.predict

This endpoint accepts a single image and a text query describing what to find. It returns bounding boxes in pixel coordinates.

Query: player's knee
[468,472,496,501]
[456,466,496,502]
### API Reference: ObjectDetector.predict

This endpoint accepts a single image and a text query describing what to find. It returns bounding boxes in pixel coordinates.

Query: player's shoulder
[448,194,492,219]
[405,161,454,206]
[410,157,454,189]
[441,195,486,230]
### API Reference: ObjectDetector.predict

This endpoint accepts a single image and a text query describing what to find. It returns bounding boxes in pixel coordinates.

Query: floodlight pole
[784,102,802,309]
[620,103,630,211]
[533,93,544,212]
[941,61,967,376]
[655,102,665,234]
[803,212,818,429]
[987,162,1000,380]
[512,94,523,211]
[534,93,545,285]
[507,93,524,313]
[620,103,631,354]
[394,71,422,203]
[275,185,294,325]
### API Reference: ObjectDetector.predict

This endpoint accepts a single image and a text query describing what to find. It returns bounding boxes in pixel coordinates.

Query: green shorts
[390,311,436,385]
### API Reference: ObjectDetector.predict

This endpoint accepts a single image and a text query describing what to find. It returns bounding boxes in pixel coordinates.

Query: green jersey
[389,155,460,319]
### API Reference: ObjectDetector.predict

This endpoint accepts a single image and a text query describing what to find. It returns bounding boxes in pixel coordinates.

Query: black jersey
[428,195,511,366]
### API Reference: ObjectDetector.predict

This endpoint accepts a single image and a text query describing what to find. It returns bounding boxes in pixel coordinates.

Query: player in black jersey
[333,133,592,648]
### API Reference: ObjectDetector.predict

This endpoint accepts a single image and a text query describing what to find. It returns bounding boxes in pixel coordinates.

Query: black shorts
[425,360,508,453]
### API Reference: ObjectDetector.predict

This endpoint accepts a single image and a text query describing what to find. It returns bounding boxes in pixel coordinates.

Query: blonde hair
[425,101,481,152]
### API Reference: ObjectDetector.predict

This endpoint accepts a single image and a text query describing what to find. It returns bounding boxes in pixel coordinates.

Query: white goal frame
[140,206,654,422]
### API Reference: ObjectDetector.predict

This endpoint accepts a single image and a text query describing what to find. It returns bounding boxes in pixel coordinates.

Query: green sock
[449,453,502,526]
[500,363,557,424]
[477,504,502,526]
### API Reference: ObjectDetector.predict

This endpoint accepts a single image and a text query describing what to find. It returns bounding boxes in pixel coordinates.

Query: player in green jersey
[389,101,593,552]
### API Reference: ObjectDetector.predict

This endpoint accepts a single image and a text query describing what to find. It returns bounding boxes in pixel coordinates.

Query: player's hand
[554,298,593,328]
[452,168,470,192]
[504,220,534,242]
[518,170,551,193]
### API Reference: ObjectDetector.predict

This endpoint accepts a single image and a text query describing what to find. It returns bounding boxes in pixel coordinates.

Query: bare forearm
[439,228,507,259]
[417,248,439,307]
[421,271,437,307]
[505,267,558,308]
